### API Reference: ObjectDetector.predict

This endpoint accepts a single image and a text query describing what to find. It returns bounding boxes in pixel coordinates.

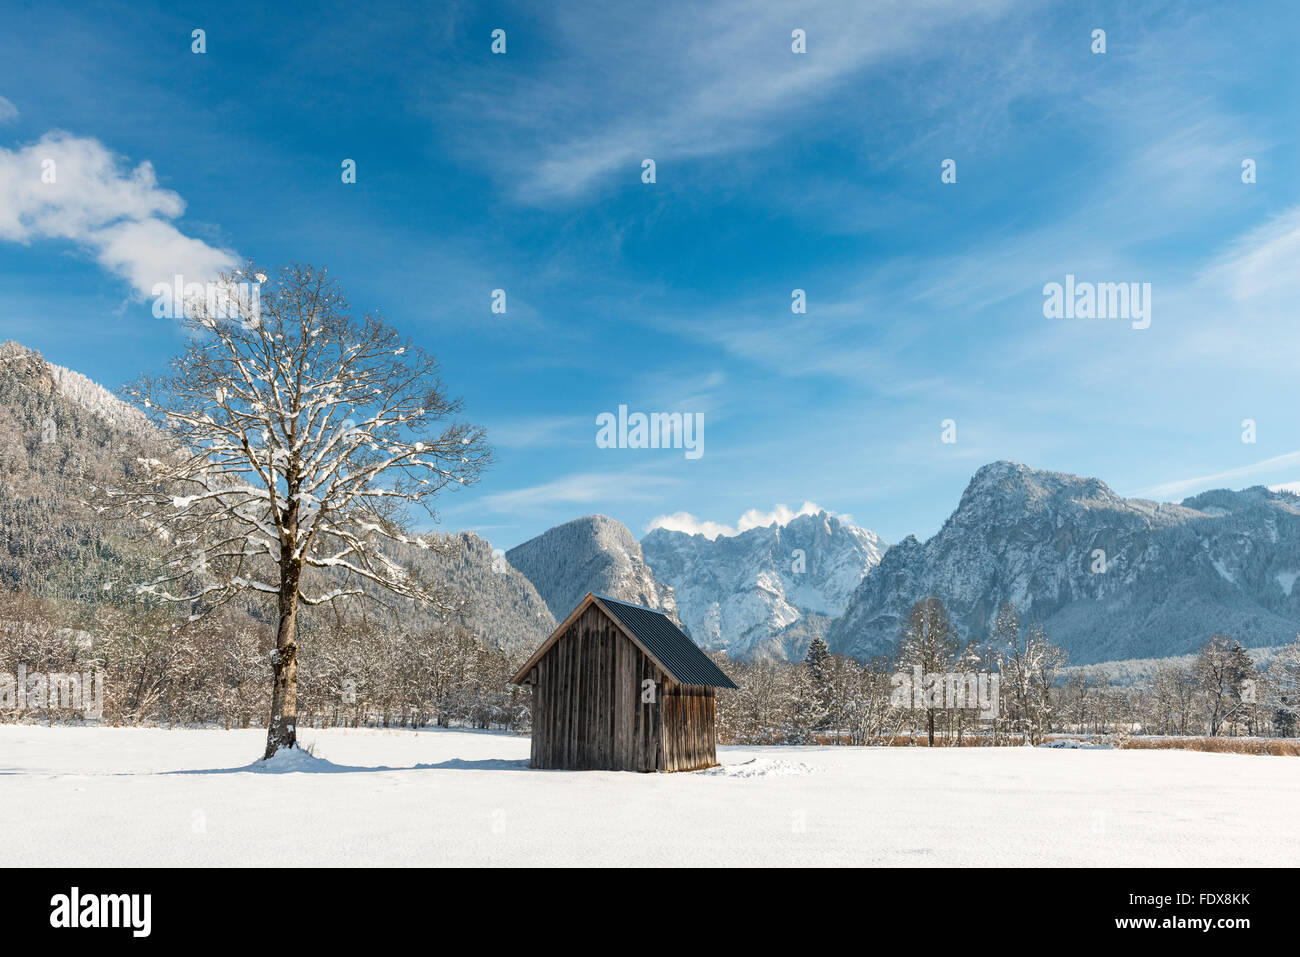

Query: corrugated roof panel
[594,595,738,689]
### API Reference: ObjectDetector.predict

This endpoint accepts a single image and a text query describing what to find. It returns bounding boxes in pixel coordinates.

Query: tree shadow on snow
[165,755,534,775]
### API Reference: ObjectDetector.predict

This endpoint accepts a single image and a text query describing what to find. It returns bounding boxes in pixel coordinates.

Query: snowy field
[1,726,1297,867]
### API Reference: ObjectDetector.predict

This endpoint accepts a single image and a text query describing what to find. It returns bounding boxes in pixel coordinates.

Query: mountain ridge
[505,514,680,625]
[641,510,886,659]
[0,342,553,652]
[4,344,1297,667]
[828,460,1300,664]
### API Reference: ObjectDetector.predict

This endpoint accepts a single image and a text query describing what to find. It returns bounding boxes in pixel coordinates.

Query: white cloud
[0,97,17,124]
[739,501,848,531]
[644,511,739,540]
[478,471,679,512]
[647,501,847,539]
[0,131,235,296]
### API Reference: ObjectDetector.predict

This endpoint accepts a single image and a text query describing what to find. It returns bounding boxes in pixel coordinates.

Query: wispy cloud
[1129,451,1300,501]
[0,97,17,124]
[1201,204,1300,307]
[0,131,234,296]
[485,415,589,449]
[647,500,849,539]
[442,0,1017,202]
[476,470,681,512]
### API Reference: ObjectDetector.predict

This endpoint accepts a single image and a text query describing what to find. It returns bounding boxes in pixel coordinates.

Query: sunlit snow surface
[695,757,818,777]
[1,726,1296,866]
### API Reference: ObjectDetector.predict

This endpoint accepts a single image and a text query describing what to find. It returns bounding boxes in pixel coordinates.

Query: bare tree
[1145,662,1194,735]
[1267,638,1300,737]
[1028,622,1067,736]
[993,602,1066,744]
[1193,634,1255,736]
[897,596,960,746]
[105,264,489,757]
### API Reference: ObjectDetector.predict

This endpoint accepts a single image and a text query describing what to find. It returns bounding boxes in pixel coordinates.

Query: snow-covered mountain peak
[1182,486,1300,517]
[506,514,678,624]
[831,461,1300,664]
[642,511,886,660]
[959,460,1121,512]
[0,341,151,436]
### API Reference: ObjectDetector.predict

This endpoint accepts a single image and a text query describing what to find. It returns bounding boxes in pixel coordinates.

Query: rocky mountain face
[641,511,886,660]
[0,341,151,439]
[404,532,555,654]
[0,342,554,653]
[828,461,1300,665]
[0,342,157,601]
[506,514,679,623]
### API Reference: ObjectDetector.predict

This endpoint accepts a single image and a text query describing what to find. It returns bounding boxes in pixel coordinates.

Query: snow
[1211,557,1236,584]
[695,757,817,777]
[506,515,677,624]
[33,347,155,436]
[2,726,1297,866]
[1276,570,1299,596]
[245,746,338,773]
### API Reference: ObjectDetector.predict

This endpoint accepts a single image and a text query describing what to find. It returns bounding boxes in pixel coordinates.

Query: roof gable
[509,593,737,689]
[592,595,737,689]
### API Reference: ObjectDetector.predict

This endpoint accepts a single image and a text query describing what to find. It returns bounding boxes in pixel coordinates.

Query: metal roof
[593,594,738,689]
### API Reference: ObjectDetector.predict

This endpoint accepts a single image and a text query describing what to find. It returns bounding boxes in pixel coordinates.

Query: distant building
[510,593,737,772]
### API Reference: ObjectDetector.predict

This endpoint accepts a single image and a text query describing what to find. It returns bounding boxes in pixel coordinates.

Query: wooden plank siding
[524,602,669,771]
[521,602,720,772]
[661,684,719,772]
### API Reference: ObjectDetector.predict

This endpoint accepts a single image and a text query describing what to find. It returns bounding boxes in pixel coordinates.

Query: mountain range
[828,461,1300,664]
[641,512,885,660]
[4,341,1299,666]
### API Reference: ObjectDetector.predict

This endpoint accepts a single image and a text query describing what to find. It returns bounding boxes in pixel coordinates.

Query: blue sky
[1,0,1298,550]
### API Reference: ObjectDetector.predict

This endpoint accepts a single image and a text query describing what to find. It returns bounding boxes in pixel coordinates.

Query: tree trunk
[264,562,301,759]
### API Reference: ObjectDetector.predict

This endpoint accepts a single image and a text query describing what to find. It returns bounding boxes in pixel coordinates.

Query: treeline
[3,590,1297,747]
[711,598,1300,746]
[0,591,529,731]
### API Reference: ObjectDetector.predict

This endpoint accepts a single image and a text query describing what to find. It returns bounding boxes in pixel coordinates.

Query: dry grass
[1115,736,1300,756]
[784,732,1300,754]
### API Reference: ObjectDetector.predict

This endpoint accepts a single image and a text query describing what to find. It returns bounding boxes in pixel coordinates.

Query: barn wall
[527,603,664,771]
[661,684,719,772]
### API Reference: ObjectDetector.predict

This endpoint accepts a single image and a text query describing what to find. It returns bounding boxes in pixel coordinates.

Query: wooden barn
[510,593,737,772]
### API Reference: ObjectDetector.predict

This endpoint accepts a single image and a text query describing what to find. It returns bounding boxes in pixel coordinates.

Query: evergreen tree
[803,634,832,729]
[804,633,830,675]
